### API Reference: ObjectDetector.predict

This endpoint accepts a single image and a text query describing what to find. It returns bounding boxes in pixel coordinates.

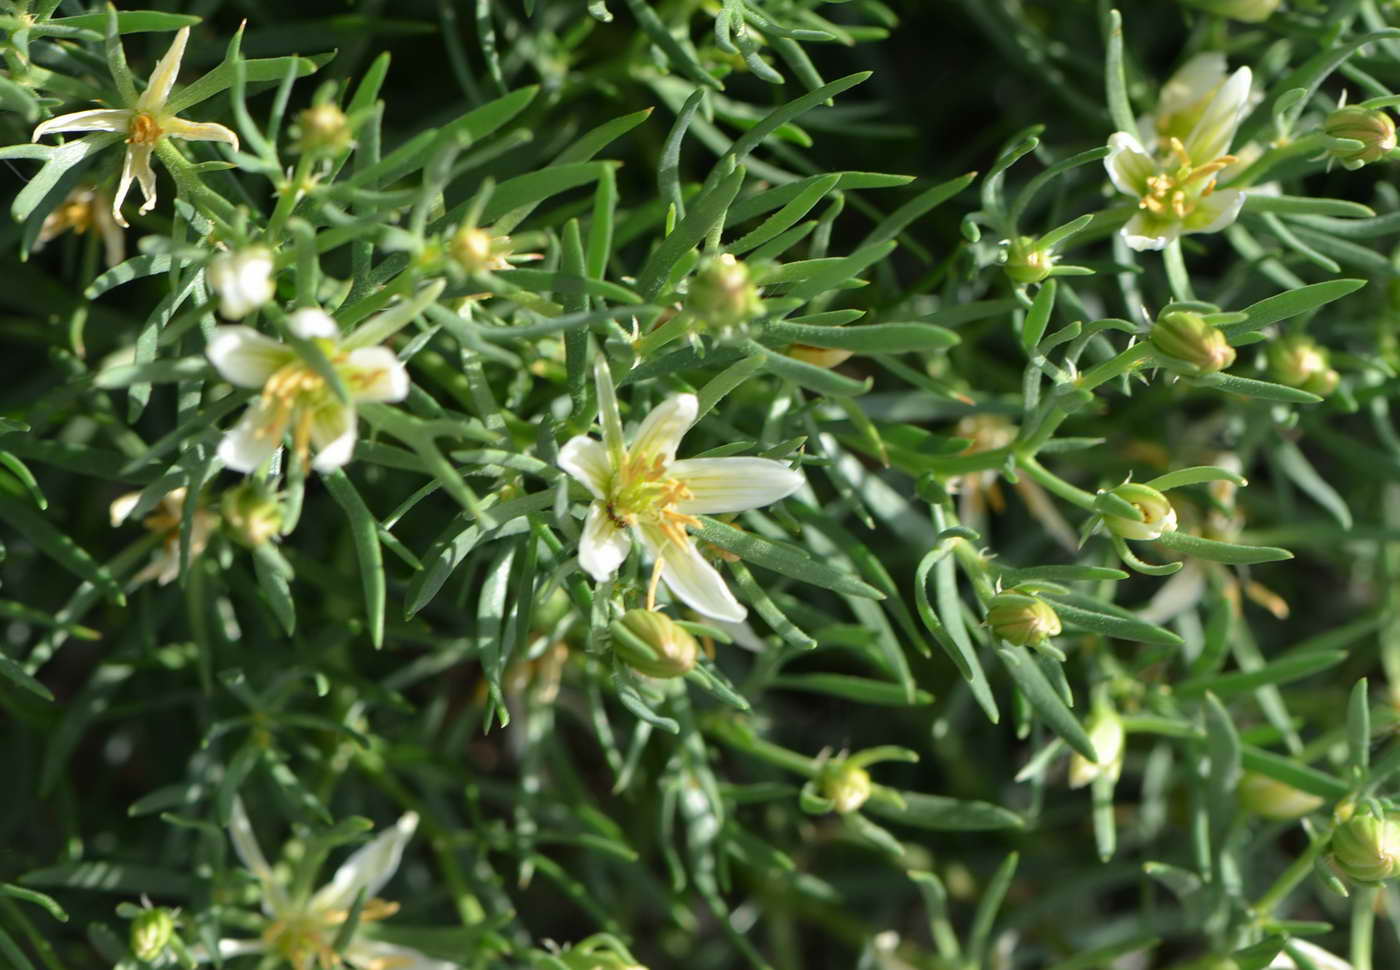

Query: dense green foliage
[5,1,1400,968]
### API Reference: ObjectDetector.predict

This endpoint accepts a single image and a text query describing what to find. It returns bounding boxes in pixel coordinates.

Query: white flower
[110,487,214,586]
[558,357,804,622]
[208,247,276,319]
[35,185,125,267]
[205,799,456,970]
[1268,940,1352,970]
[207,308,409,474]
[1105,63,1253,251]
[31,27,239,227]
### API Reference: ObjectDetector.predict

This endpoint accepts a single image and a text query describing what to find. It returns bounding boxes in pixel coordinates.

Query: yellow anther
[128,112,161,145]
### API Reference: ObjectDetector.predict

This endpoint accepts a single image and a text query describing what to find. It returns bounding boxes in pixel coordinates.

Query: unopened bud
[612,609,698,678]
[985,589,1061,647]
[1103,483,1178,541]
[1237,772,1324,821]
[207,247,275,320]
[1268,335,1340,396]
[1324,106,1397,170]
[786,344,853,369]
[686,254,761,332]
[1004,236,1055,285]
[220,482,283,548]
[131,907,175,963]
[1068,706,1125,789]
[819,760,873,814]
[295,102,353,155]
[1151,310,1236,375]
[449,225,510,275]
[1331,813,1400,883]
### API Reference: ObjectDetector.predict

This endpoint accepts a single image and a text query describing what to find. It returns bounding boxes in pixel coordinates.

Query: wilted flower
[111,487,215,586]
[209,799,455,970]
[557,357,804,622]
[35,185,124,267]
[1324,105,1397,170]
[31,27,239,227]
[1150,310,1236,374]
[1105,60,1252,250]
[985,588,1062,647]
[1068,705,1125,789]
[1330,813,1400,884]
[207,247,276,319]
[1102,483,1178,541]
[612,609,699,678]
[1269,335,1340,396]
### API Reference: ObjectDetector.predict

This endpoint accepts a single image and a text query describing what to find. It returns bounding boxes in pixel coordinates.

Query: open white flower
[207,308,409,474]
[1105,63,1253,251]
[31,27,239,227]
[209,247,277,319]
[207,799,455,970]
[558,357,804,622]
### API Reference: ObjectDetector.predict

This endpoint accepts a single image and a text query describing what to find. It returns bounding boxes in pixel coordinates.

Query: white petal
[218,398,286,473]
[343,347,409,403]
[110,492,141,527]
[287,307,340,340]
[129,142,158,216]
[139,27,189,112]
[1183,66,1252,164]
[578,503,631,581]
[309,812,419,915]
[671,457,804,514]
[557,436,612,499]
[227,797,288,915]
[1269,940,1353,970]
[1158,52,1227,120]
[207,326,291,387]
[1183,188,1245,236]
[1104,132,1155,198]
[344,940,458,970]
[641,525,745,622]
[164,117,240,151]
[629,393,698,464]
[1120,211,1176,252]
[112,145,136,229]
[592,355,626,461]
[309,401,357,472]
[208,250,275,320]
[32,108,132,140]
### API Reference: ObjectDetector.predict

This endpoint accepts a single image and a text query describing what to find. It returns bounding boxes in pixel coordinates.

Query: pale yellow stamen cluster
[263,898,402,970]
[1138,137,1237,220]
[606,453,700,545]
[128,111,162,145]
[255,343,387,466]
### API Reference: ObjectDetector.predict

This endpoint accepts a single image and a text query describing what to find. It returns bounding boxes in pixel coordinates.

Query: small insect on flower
[557,356,804,622]
[30,27,239,227]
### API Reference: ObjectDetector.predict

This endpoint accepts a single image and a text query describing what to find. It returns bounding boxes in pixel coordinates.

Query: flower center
[1138,137,1236,220]
[128,112,162,145]
[262,899,402,970]
[607,452,700,547]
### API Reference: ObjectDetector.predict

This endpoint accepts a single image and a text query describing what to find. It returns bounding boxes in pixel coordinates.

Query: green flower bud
[1103,483,1178,541]
[449,225,511,275]
[1003,236,1056,285]
[1068,705,1125,789]
[1150,310,1236,374]
[1324,105,1397,170]
[686,254,761,332]
[612,609,698,679]
[985,589,1061,647]
[221,482,283,548]
[1331,813,1400,883]
[131,907,175,963]
[819,760,873,814]
[294,102,353,155]
[1237,772,1324,820]
[1268,335,1340,397]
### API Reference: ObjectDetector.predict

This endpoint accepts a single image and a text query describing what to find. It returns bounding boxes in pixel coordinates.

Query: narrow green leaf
[322,471,386,649]
[694,517,883,600]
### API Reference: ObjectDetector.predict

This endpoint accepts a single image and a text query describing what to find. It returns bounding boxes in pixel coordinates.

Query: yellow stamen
[128,112,161,145]
[647,558,664,611]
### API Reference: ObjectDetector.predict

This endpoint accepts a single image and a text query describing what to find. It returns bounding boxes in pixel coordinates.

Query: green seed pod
[612,610,698,679]
[1268,335,1340,397]
[1324,105,1397,170]
[221,482,283,548]
[1237,771,1324,820]
[1330,813,1400,883]
[685,254,761,332]
[1068,706,1125,789]
[130,907,175,963]
[1003,236,1055,285]
[819,761,873,814]
[1102,483,1178,541]
[985,590,1062,647]
[1150,310,1236,374]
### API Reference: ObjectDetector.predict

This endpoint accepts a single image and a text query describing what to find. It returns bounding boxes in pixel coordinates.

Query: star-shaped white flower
[31,27,239,227]
[207,308,409,474]
[1104,63,1253,251]
[207,799,456,970]
[558,357,804,622]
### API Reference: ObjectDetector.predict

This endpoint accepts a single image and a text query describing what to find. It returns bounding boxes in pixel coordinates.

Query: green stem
[1229,132,1330,188]
[266,152,316,241]
[635,309,694,358]
[1163,239,1195,302]
[0,897,67,970]
[1078,342,1155,392]
[154,139,238,235]
[1016,453,1097,511]
[1352,885,1378,970]
[1253,824,1333,917]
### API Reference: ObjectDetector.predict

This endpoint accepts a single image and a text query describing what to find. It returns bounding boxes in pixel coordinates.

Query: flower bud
[130,907,175,963]
[295,102,353,155]
[1237,772,1324,821]
[686,254,761,332]
[449,225,510,275]
[220,482,283,548]
[819,760,873,814]
[1324,105,1397,170]
[1102,483,1178,541]
[207,247,275,320]
[1332,814,1400,883]
[1268,335,1340,397]
[1150,310,1236,375]
[1003,236,1055,285]
[612,609,698,678]
[785,344,854,369]
[1068,706,1125,789]
[985,590,1061,647]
